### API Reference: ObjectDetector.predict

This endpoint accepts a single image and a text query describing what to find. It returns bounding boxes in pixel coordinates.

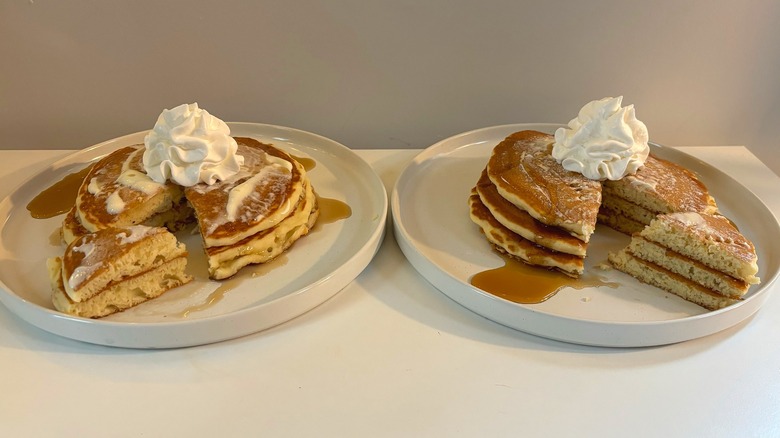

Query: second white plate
[391,123,780,347]
[0,122,388,348]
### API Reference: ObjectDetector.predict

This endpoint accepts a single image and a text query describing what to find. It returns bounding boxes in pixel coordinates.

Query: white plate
[0,122,387,348]
[391,123,780,347]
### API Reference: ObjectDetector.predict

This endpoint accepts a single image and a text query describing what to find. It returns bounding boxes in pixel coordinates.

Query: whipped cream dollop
[552,96,649,181]
[143,103,244,186]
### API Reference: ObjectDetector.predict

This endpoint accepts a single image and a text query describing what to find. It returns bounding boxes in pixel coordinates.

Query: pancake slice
[599,154,718,233]
[607,250,740,310]
[609,212,759,310]
[48,225,192,318]
[184,137,317,279]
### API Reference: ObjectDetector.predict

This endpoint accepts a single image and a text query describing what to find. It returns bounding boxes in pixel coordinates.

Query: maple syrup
[26,164,93,219]
[291,155,316,172]
[179,254,290,317]
[49,228,62,246]
[470,252,618,304]
[178,196,352,317]
[315,196,352,227]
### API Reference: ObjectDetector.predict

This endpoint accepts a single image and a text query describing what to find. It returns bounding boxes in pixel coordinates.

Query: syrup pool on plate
[470,252,618,304]
[26,164,93,219]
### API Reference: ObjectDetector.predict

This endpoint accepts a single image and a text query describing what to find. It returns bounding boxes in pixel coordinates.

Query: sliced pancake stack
[62,137,318,281]
[468,129,761,310]
[598,154,718,235]
[609,212,760,310]
[53,137,319,317]
[468,130,602,277]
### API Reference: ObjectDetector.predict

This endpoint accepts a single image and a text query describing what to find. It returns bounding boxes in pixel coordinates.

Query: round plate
[391,123,780,347]
[0,122,387,348]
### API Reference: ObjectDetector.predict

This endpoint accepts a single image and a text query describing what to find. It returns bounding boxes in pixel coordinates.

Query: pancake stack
[469,130,602,277]
[468,129,761,310]
[48,226,192,318]
[52,136,319,317]
[61,137,318,280]
[186,137,319,280]
[598,154,718,235]
[609,212,760,310]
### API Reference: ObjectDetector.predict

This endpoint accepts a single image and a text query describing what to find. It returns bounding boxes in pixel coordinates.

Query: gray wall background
[2,1,778,175]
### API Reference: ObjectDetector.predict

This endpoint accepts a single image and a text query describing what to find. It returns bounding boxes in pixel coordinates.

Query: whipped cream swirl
[552,96,649,181]
[143,103,244,186]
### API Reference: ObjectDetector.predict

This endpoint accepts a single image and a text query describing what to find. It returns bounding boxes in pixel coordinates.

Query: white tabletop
[1,147,778,438]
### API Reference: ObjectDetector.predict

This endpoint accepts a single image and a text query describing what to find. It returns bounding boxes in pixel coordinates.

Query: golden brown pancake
[469,189,584,277]
[185,137,305,248]
[475,169,587,257]
[486,130,602,242]
[49,225,191,318]
[469,130,757,310]
[62,136,317,284]
[599,153,718,233]
[609,212,759,310]
[204,178,319,279]
[67,146,192,244]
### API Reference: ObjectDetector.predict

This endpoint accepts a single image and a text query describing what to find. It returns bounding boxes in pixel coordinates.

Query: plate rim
[0,122,388,348]
[391,122,780,347]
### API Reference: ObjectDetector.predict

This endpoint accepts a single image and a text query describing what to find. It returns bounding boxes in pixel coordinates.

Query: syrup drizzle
[291,155,316,172]
[315,196,352,228]
[178,195,352,317]
[470,252,618,304]
[178,255,289,318]
[27,164,93,219]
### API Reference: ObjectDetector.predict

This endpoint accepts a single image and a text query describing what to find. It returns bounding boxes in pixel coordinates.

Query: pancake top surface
[76,146,169,230]
[604,153,717,214]
[650,212,758,267]
[62,225,174,292]
[486,130,601,237]
[475,169,587,255]
[185,137,304,246]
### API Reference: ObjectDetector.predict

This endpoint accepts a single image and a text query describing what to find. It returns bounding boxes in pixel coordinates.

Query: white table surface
[0,147,778,438]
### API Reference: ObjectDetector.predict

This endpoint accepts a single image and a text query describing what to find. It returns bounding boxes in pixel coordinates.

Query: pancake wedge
[599,154,718,234]
[609,212,759,310]
[49,226,191,318]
